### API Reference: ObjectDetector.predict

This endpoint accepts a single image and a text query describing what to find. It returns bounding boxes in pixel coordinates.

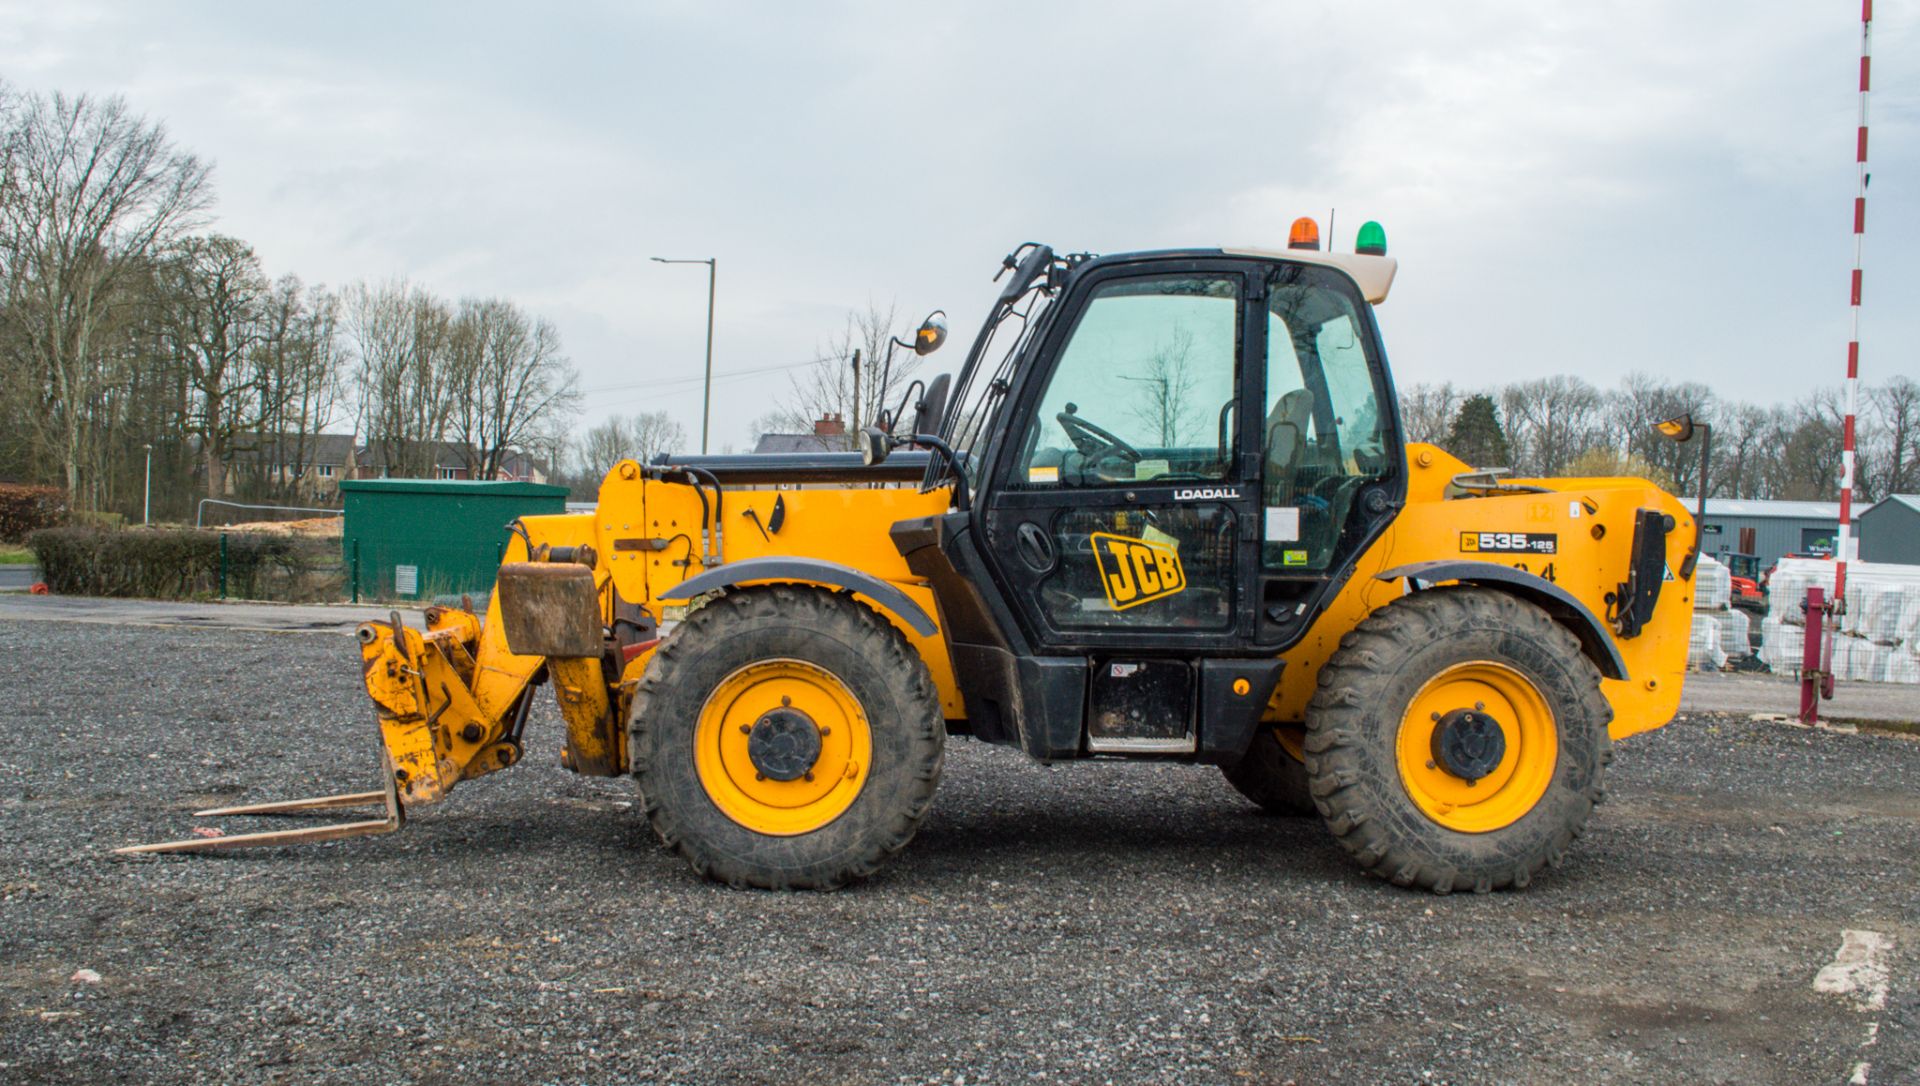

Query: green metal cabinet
[340,479,567,601]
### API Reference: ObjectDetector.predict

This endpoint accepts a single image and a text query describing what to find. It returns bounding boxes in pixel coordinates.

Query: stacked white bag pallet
[1758,557,1920,683]
[1688,555,1747,671]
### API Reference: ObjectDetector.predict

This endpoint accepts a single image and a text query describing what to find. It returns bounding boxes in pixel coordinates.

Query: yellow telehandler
[124,223,1700,893]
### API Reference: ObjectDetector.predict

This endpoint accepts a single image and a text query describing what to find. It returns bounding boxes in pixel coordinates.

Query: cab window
[1262,268,1389,571]
[1014,275,1239,488]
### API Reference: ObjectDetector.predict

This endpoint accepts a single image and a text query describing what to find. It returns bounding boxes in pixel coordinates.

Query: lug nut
[740,724,752,735]
[781,695,792,707]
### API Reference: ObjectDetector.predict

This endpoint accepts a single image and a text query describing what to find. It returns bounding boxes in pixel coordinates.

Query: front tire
[1304,587,1612,893]
[629,587,944,890]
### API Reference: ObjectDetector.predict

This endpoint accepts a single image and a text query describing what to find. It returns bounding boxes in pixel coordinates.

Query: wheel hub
[746,707,822,781]
[1430,707,1507,782]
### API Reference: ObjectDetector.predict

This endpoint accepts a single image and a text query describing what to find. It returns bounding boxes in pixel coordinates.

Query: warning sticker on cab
[1091,531,1186,610]
[1460,531,1558,555]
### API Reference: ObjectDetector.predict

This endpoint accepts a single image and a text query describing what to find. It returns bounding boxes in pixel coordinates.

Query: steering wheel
[1057,409,1141,477]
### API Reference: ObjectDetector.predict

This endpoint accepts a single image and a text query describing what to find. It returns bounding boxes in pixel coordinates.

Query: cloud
[1,0,1912,451]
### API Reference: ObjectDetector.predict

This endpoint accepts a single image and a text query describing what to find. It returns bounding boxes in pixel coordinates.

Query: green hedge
[27,527,341,601]
[0,484,66,543]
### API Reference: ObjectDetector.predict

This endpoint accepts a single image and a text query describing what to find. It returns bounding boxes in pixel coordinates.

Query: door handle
[1015,522,1056,572]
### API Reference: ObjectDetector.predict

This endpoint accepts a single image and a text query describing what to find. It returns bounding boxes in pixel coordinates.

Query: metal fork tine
[194,791,388,817]
[115,752,403,857]
[112,814,400,855]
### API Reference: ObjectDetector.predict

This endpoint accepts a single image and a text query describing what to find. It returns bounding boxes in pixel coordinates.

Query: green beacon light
[1355,220,1388,257]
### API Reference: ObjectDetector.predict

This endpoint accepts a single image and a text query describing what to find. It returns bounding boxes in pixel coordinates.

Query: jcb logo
[1091,532,1186,610]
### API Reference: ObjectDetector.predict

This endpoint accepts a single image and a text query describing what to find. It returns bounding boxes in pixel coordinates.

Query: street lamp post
[650,256,717,454]
[142,444,153,526]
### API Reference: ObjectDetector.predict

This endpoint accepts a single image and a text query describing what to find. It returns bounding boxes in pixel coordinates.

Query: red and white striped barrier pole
[1836,0,1871,603]
[1805,2,1871,723]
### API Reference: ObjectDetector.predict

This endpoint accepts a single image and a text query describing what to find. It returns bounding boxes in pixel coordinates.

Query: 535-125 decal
[1460,531,1558,555]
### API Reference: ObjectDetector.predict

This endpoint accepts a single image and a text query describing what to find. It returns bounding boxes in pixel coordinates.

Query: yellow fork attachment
[114,606,479,857]
[114,752,403,856]
[116,553,618,857]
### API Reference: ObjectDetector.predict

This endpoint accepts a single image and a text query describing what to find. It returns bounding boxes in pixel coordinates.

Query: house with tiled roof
[750,413,853,454]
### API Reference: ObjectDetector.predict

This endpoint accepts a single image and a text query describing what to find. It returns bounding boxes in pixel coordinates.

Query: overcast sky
[5,2,1915,453]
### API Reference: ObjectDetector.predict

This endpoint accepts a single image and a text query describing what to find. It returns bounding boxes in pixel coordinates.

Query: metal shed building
[1699,498,1845,570]
[1858,495,1920,565]
[340,478,568,601]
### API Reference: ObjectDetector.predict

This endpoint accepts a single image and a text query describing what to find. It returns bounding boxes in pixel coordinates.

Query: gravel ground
[2,619,1916,1085]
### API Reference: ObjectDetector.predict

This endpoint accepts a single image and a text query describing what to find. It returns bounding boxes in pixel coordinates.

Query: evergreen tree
[1446,394,1512,468]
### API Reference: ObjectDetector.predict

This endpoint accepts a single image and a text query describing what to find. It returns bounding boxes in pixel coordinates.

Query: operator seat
[1263,388,1314,504]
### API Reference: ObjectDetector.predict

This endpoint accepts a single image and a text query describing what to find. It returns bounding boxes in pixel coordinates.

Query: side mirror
[859,425,892,467]
[1652,413,1712,581]
[913,373,952,437]
[1653,413,1695,443]
[913,310,949,356]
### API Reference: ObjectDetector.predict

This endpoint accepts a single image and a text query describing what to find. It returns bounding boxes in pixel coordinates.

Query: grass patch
[0,545,34,565]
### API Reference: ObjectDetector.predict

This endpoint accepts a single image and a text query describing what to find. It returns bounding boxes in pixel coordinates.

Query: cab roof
[1221,247,1398,304]
[1074,247,1398,305]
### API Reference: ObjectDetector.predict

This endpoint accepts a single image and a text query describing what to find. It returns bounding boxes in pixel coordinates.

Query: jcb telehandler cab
[125,226,1697,895]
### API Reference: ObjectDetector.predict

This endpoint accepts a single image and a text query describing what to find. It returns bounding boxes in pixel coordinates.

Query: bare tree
[573,410,687,483]
[1500,375,1602,477]
[1725,393,1843,502]
[777,300,921,442]
[347,279,455,479]
[245,277,344,502]
[1865,376,1919,499]
[1610,373,1713,493]
[1714,401,1771,500]
[1398,382,1462,446]
[1773,406,1843,501]
[157,234,269,498]
[747,410,799,444]
[0,90,210,507]
[625,410,686,464]
[444,297,580,480]
[1124,327,1199,446]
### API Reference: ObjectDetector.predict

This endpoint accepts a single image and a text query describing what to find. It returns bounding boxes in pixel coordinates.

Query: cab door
[976,261,1261,654]
[1253,261,1405,646]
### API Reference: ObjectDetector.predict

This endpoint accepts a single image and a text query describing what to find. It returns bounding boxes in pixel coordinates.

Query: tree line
[7,80,1911,522]
[0,82,582,523]
[1402,372,1919,503]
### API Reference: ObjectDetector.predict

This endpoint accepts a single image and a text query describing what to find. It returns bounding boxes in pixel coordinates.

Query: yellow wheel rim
[1396,661,1558,833]
[694,659,872,836]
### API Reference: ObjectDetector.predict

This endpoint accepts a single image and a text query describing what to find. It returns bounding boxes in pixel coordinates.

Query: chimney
[813,412,846,437]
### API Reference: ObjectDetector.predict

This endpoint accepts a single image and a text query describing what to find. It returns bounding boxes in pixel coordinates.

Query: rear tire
[1221,726,1316,816]
[629,587,944,890]
[1304,587,1612,894]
